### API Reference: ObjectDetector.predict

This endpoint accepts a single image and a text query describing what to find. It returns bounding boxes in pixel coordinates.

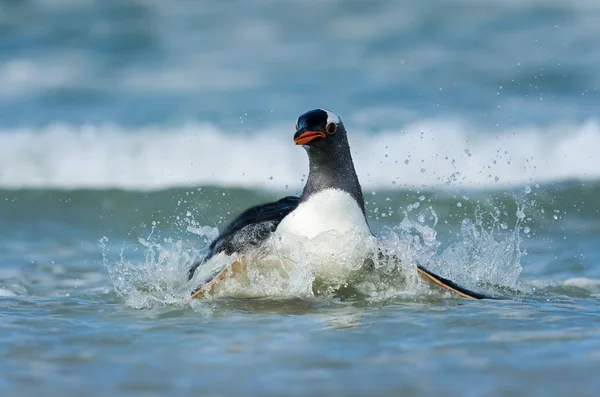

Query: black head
[293,109,344,147]
[293,109,366,215]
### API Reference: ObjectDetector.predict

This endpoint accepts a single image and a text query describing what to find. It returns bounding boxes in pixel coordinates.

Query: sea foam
[1,118,599,190]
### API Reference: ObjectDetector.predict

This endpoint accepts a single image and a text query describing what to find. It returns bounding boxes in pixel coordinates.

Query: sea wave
[0,118,598,190]
[3,0,600,128]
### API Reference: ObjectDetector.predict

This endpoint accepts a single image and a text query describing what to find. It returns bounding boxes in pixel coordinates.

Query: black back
[187,196,299,279]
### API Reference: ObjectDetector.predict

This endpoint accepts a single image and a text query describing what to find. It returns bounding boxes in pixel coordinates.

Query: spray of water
[104,195,527,309]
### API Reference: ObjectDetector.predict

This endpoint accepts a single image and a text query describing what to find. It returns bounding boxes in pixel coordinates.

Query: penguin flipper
[190,258,247,299]
[417,265,497,300]
[188,196,300,295]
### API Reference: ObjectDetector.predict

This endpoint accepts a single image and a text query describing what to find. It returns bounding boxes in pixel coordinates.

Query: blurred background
[1,0,599,190]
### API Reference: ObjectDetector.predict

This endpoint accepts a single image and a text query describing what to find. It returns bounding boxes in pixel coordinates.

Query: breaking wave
[1,118,599,191]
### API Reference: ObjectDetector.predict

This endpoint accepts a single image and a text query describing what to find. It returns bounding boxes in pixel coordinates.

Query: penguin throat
[301,146,366,215]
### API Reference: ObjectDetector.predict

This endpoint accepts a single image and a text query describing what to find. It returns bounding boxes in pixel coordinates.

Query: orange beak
[294,130,326,145]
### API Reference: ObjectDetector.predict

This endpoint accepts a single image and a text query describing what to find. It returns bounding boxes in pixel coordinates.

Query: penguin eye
[325,122,337,135]
[295,123,299,131]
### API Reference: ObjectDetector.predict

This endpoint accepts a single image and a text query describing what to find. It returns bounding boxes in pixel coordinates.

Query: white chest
[276,189,370,239]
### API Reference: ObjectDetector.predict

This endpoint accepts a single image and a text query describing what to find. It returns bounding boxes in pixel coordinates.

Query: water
[2,1,600,396]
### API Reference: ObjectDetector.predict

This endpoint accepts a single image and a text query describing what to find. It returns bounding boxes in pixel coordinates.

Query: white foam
[1,119,599,190]
[107,203,523,306]
[117,223,428,304]
[0,58,88,100]
[0,288,18,297]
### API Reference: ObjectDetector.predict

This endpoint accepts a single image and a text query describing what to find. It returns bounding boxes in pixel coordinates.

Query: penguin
[188,109,492,300]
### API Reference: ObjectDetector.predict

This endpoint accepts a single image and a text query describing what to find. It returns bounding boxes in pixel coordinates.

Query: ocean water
[1,1,600,396]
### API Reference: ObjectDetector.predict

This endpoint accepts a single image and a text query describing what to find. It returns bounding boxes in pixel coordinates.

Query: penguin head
[293,109,345,148]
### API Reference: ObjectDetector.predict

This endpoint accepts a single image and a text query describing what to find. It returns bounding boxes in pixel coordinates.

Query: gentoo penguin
[188,109,491,300]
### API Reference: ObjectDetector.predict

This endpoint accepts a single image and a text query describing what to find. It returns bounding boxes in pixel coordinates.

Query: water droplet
[524,185,531,194]
[420,168,426,173]
[419,195,425,201]
[404,159,409,165]
[457,202,462,207]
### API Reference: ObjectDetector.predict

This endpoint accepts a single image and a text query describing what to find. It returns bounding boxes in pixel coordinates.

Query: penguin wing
[188,196,300,281]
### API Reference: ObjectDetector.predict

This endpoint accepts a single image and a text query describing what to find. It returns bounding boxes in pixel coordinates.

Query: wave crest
[2,118,599,190]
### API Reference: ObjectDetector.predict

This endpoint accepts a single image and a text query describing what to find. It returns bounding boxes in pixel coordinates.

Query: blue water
[1,1,600,396]
[2,0,599,128]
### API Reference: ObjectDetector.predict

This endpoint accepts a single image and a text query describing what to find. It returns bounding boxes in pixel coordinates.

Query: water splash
[104,197,528,309]
[102,234,200,309]
[435,218,523,291]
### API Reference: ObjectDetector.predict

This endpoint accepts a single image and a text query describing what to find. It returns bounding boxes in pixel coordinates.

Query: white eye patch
[322,109,340,125]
